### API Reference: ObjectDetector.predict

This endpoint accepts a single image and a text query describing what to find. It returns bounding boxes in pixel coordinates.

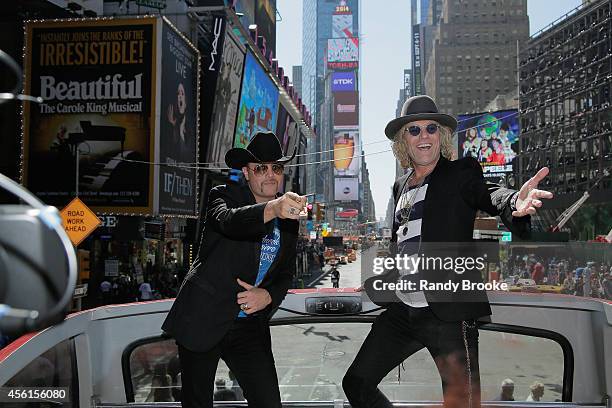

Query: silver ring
[241,303,248,310]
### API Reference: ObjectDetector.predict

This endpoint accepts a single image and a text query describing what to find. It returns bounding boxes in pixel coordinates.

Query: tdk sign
[331,72,356,92]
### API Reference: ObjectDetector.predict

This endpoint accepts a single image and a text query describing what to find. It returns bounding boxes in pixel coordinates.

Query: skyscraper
[292,65,303,98]
[301,0,360,125]
[518,0,611,235]
[396,69,412,178]
[302,0,360,220]
[423,0,529,115]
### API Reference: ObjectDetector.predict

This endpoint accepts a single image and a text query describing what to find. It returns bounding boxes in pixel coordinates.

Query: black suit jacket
[161,183,298,352]
[367,156,530,322]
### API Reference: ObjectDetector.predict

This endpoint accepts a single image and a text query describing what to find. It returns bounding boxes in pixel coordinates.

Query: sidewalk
[303,265,333,288]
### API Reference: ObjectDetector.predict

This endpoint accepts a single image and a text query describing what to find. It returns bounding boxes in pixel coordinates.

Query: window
[126,324,568,404]
[3,338,78,407]
[259,324,565,402]
[127,338,181,402]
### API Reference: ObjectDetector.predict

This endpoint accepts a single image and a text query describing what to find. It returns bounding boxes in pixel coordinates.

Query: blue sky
[275,0,582,220]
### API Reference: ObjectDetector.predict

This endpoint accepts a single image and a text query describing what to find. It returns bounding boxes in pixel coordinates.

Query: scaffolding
[518,0,612,200]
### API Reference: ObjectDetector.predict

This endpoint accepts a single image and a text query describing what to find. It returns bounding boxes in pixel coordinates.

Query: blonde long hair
[391,123,454,169]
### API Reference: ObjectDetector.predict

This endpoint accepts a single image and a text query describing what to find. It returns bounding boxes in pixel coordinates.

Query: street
[309,252,364,290]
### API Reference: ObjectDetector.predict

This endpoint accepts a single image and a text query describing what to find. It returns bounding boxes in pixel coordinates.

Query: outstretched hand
[512,167,554,217]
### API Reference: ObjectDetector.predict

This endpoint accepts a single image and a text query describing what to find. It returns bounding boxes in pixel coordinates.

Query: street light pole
[75,146,79,197]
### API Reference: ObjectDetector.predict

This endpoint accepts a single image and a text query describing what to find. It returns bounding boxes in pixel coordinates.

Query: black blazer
[366,156,530,322]
[161,183,298,352]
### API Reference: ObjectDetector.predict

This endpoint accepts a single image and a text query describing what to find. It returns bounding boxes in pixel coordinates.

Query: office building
[423,0,529,115]
[518,0,611,236]
[292,65,303,97]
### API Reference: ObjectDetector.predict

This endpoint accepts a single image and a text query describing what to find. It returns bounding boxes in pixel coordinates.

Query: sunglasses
[405,123,440,137]
[247,163,285,176]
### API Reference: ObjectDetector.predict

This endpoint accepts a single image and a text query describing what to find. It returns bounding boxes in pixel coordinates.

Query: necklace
[397,170,426,226]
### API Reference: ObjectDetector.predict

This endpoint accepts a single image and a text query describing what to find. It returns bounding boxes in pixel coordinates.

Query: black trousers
[343,303,481,408]
[178,317,281,408]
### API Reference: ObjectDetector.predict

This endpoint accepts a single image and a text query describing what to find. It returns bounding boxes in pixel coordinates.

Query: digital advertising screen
[234,51,279,148]
[255,0,276,54]
[275,102,296,154]
[207,29,245,168]
[232,0,256,32]
[331,71,356,92]
[456,109,519,179]
[327,38,359,62]
[334,177,359,202]
[335,206,359,220]
[327,38,359,70]
[332,12,353,38]
[333,128,360,177]
[333,91,359,127]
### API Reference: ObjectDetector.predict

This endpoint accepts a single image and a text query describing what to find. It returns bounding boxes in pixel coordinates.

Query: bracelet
[510,192,519,211]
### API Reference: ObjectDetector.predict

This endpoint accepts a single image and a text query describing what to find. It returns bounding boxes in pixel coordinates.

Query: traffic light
[307,203,313,220]
[318,203,326,222]
[78,249,90,280]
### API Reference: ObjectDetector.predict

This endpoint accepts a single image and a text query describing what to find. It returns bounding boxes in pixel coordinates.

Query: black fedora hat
[225,131,296,170]
[384,95,457,139]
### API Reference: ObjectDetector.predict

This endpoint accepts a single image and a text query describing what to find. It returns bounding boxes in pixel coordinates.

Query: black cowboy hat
[225,131,296,170]
[384,95,457,139]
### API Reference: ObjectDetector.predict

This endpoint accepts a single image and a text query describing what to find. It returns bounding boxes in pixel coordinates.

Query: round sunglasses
[247,163,285,176]
[405,123,440,137]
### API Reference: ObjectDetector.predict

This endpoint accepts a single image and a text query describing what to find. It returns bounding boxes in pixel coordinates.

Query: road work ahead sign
[60,197,102,246]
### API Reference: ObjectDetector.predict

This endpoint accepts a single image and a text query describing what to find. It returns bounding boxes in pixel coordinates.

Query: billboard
[331,71,356,92]
[233,0,256,32]
[335,206,359,220]
[457,110,519,179]
[200,14,226,179]
[234,51,279,148]
[158,21,200,216]
[333,128,360,176]
[334,177,359,201]
[333,92,359,127]
[327,38,359,63]
[207,29,245,168]
[412,24,422,95]
[23,18,157,214]
[403,69,413,98]
[275,102,296,153]
[332,12,353,38]
[255,0,276,54]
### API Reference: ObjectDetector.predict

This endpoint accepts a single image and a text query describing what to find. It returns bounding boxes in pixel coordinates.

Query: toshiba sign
[331,71,356,92]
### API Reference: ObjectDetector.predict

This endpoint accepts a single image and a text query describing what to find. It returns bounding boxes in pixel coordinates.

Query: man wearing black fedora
[162,132,307,408]
[342,95,553,407]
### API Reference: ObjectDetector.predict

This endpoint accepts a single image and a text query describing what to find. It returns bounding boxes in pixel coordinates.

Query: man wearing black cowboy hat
[162,132,307,408]
[342,95,553,408]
